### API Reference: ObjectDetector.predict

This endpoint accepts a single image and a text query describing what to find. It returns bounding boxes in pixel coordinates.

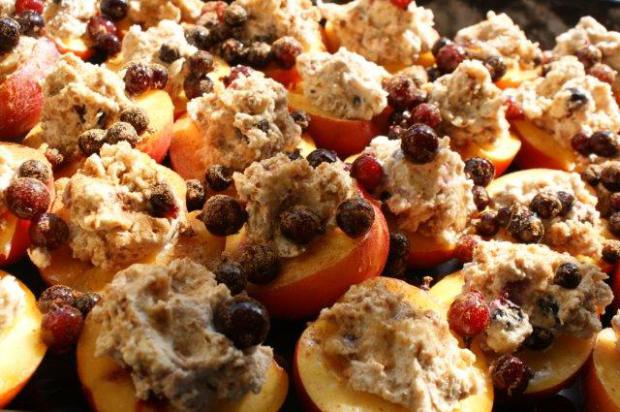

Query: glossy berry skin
[0,18,20,54]
[214,261,247,295]
[186,50,214,76]
[454,235,477,263]
[183,74,213,99]
[589,131,618,158]
[490,355,533,396]
[5,177,50,220]
[124,64,152,95]
[336,198,375,238]
[435,43,466,73]
[306,149,338,168]
[18,159,50,183]
[390,0,412,9]
[400,123,439,164]
[100,0,128,22]
[553,262,581,289]
[86,15,117,40]
[95,32,121,56]
[529,192,562,219]
[29,213,69,250]
[464,157,495,187]
[384,75,425,110]
[271,36,302,69]
[410,103,441,129]
[15,11,44,36]
[350,154,383,193]
[41,305,84,354]
[214,295,270,350]
[571,132,590,156]
[15,0,44,13]
[447,291,490,337]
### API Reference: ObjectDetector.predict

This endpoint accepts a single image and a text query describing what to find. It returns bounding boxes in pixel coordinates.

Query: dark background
[7,1,620,411]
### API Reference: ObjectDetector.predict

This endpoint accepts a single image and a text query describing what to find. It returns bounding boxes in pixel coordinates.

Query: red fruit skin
[505,98,525,121]
[15,0,44,13]
[351,154,383,193]
[448,291,490,337]
[41,305,84,354]
[0,37,59,139]
[390,0,412,9]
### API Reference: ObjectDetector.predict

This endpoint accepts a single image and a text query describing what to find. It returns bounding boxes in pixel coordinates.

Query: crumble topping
[234,153,354,258]
[236,0,323,51]
[43,0,98,40]
[320,0,439,67]
[297,48,389,121]
[463,241,613,353]
[0,0,15,17]
[455,12,540,67]
[186,69,301,173]
[93,258,272,411]
[428,59,510,147]
[318,281,479,412]
[510,56,620,157]
[60,142,183,269]
[365,135,475,243]
[554,16,620,72]
[128,0,203,27]
[39,54,134,159]
[489,172,603,258]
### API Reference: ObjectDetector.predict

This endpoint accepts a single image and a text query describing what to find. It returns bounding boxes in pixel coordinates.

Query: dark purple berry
[279,205,324,245]
[29,213,69,250]
[205,164,232,192]
[18,159,50,183]
[214,295,270,349]
[185,179,206,211]
[306,148,337,168]
[554,262,581,289]
[124,63,152,95]
[401,124,439,164]
[271,36,302,69]
[336,197,375,238]
[435,43,466,73]
[238,244,280,284]
[100,0,128,21]
[214,261,247,295]
[146,183,178,218]
[464,157,495,186]
[202,195,247,236]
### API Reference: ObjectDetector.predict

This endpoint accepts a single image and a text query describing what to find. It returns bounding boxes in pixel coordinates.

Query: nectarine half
[430,272,596,398]
[77,311,288,412]
[226,194,389,319]
[0,37,59,140]
[0,272,47,408]
[294,277,494,412]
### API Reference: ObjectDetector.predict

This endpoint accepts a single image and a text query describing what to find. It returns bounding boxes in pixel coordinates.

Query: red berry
[351,154,383,193]
[454,235,477,263]
[410,103,441,128]
[505,97,525,121]
[15,0,44,13]
[5,177,50,220]
[222,65,251,87]
[436,43,466,73]
[390,0,412,9]
[490,355,533,396]
[86,15,117,40]
[41,305,84,353]
[448,291,490,337]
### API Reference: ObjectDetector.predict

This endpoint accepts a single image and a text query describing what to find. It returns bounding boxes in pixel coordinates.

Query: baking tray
[6,0,620,410]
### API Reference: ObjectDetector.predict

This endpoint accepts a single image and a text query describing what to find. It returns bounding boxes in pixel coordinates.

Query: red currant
[454,235,477,263]
[447,291,490,337]
[15,0,43,14]
[390,0,412,9]
[505,97,525,121]
[351,154,383,193]
[490,355,533,396]
[41,305,84,353]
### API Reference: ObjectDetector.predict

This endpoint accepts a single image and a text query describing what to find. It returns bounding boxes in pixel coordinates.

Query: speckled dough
[60,142,184,268]
[237,0,323,51]
[128,0,203,27]
[297,48,389,120]
[318,281,479,412]
[463,241,613,353]
[429,60,510,147]
[234,153,354,257]
[489,172,603,258]
[43,0,98,40]
[93,259,273,411]
[365,135,475,243]
[39,55,134,159]
[510,56,620,159]
[187,69,301,172]
[455,12,540,67]
[320,0,439,67]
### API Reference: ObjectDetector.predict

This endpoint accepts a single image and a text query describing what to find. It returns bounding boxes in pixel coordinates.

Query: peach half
[0,272,47,408]
[294,276,494,412]
[511,120,578,172]
[456,131,522,177]
[225,193,389,319]
[431,272,596,398]
[0,37,59,140]
[77,311,288,412]
[584,327,620,412]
